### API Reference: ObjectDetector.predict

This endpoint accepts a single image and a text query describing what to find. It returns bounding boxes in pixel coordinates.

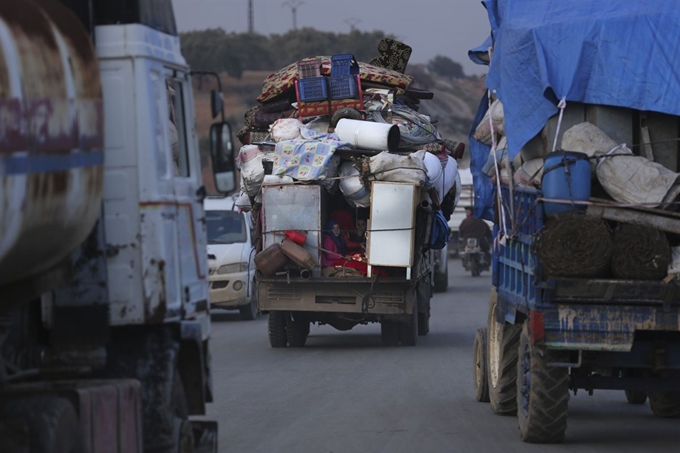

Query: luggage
[254,243,290,277]
[280,239,316,270]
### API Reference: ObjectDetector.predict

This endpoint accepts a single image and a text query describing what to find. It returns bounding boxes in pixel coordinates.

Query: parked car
[204,196,258,320]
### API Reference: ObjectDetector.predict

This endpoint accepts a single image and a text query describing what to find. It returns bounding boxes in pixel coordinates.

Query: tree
[427,55,465,79]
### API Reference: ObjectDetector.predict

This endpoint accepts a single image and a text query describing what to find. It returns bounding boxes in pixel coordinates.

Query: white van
[204,197,257,320]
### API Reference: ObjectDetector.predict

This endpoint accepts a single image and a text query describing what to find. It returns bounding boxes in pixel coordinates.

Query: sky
[172,0,492,75]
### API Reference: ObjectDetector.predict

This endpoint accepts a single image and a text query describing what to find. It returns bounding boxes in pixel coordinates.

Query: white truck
[0,0,235,451]
[205,197,257,320]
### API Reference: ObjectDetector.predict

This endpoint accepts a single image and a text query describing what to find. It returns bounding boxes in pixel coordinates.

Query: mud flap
[192,420,218,453]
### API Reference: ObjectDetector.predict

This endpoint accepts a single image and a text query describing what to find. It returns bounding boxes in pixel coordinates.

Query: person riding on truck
[459,207,492,263]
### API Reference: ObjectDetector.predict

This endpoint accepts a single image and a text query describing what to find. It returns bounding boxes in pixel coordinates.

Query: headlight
[217,262,249,274]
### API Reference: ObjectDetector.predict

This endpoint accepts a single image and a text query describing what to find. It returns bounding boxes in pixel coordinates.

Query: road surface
[205,260,679,452]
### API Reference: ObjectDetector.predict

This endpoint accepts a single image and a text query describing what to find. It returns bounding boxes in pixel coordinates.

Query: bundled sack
[514,158,544,188]
[237,145,275,197]
[369,150,428,186]
[270,118,304,142]
[561,122,615,171]
[473,99,504,144]
[596,145,679,207]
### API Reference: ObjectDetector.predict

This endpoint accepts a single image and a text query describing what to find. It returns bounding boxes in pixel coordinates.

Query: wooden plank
[587,204,680,234]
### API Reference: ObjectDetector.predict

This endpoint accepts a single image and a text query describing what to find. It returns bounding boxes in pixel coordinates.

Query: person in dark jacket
[459,207,492,262]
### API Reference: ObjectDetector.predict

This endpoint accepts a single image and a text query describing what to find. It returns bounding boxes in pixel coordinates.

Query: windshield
[206,211,247,244]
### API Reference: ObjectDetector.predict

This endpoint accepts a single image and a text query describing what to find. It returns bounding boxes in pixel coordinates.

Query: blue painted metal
[493,185,680,351]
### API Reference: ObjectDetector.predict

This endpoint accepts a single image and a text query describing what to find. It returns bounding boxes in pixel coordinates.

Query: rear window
[206,211,247,244]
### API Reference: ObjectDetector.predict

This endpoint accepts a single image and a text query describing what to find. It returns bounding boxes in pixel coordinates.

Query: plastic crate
[297,77,328,102]
[297,57,322,79]
[331,53,359,76]
[329,75,359,100]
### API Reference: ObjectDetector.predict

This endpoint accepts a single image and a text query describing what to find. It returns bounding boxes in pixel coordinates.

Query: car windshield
[206,211,247,244]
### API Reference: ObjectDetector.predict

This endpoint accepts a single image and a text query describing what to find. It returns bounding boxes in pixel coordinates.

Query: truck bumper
[257,277,415,315]
[209,271,251,307]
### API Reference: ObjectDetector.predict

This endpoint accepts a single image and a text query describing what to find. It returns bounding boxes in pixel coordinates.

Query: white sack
[269,118,304,142]
[369,150,427,185]
[561,122,615,171]
[596,146,679,206]
[339,162,371,207]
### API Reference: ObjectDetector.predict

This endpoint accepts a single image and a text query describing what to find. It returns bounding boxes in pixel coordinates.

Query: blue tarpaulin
[468,0,680,219]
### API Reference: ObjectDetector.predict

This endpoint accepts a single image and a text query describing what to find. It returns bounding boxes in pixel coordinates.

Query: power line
[248,0,254,33]
[282,0,304,30]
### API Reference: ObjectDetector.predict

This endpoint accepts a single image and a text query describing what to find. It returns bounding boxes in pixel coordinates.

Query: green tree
[427,55,465,79]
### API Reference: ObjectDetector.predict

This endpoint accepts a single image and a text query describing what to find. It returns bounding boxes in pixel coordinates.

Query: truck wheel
[398,298,418,346]
[417,297,431,337]
[239,297,258,321]
[1,396,85,453]
[487,296,521,415]
[473,327,490,402]
[625,390,647,405]
[517,322,570,443]
[649,372,680,417]
[268,311,288,348]
[285,313,308,347]
[380,321,399,346]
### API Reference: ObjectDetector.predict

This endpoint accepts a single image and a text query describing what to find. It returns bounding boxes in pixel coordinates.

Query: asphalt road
[205,260,680,453]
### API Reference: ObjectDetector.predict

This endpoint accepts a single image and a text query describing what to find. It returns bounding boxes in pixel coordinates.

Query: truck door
[165,71,209,319]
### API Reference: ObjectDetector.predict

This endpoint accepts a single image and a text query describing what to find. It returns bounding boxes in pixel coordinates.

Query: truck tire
[625,390,647,405]
[487,296,521,415]
[381,321,399,346]
[239,297,258,321]
[285,313,309,347]
[268,311,288,348]
[1,396,85,453]
[171,372,195,453]
[473,328,490,402]
[517,322,570,443]
[649,372,680,417]
[417,296,431,337]
[399,298,418,346]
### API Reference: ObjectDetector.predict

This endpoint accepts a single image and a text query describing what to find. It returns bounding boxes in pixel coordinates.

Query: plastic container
[298,77,328,102]
[335,118,400,152]
[254,244,290,276]
[541,151,591,217]
[280,239,316,270]
[284,230,308,246]
[329,75,359,100]
[298,57,322,79]
[331,53,359,76]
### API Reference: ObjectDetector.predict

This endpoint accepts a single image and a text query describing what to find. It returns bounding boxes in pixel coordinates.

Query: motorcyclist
[459,207,492,264]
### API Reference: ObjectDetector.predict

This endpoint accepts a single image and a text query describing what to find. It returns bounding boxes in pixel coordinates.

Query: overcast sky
[172,0,491,75]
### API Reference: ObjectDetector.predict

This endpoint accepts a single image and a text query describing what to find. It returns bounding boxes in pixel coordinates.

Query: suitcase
[280,239,316,270]
[254,243,290,277]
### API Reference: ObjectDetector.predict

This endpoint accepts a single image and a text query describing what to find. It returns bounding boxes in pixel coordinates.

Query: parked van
[204,197,258,320]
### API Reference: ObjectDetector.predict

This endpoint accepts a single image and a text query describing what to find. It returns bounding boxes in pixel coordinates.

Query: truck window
[167,78,190,177]
[206,211,247,244]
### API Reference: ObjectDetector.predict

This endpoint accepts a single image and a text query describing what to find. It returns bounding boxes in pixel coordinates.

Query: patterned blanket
[273,128,350,181]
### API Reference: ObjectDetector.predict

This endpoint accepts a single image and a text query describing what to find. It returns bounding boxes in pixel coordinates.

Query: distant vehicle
[205,197,258,320]
[448,167,492,257]
[460,238,490,277]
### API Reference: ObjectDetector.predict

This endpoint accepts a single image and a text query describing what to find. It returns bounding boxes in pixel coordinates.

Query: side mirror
[210,89,224,120]
[210,121,236,194]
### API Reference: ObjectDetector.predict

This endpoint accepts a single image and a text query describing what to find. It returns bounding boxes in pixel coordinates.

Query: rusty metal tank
[0,0,103,290]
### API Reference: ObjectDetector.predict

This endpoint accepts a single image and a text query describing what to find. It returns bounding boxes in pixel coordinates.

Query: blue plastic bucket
[541,151,591,217]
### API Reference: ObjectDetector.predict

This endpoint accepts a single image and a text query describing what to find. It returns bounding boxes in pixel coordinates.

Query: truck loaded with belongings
[467,0,680,444]
[233,40,465,347]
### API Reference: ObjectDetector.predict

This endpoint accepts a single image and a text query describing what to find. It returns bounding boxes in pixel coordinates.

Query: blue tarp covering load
[468,0,680,219]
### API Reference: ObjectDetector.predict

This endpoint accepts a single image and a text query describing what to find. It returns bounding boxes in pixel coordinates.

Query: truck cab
[205,196,258,320]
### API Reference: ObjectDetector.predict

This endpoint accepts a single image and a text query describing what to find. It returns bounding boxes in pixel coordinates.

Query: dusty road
[206,260,679,453]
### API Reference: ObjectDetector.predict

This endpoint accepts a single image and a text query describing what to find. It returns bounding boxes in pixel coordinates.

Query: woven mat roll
[536,213,613,278]
[612,224,671,280]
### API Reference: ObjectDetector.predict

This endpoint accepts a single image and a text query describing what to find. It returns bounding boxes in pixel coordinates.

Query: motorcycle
[460,238,490,277]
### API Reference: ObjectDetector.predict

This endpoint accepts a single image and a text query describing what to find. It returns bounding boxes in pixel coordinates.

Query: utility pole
[248,0,254,33]
[344,17,361,31]
[282,0,304,30]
